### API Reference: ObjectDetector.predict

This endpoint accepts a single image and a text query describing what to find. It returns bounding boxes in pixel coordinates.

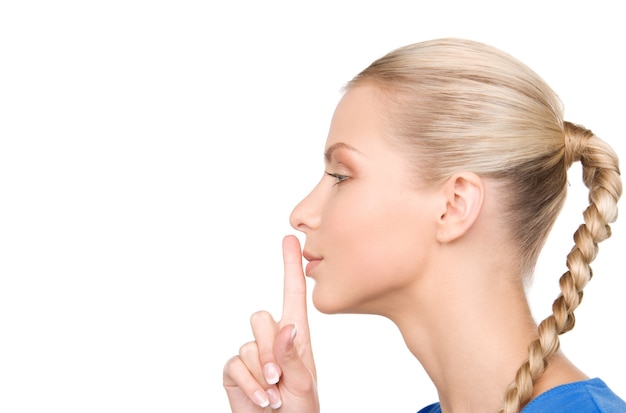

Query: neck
[389,262,538,413]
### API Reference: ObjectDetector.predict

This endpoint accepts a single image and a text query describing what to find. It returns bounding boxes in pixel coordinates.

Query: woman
[222,38,624,412]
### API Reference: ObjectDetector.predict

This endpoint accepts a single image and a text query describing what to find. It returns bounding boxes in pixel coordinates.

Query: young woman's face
[290,85,441,315]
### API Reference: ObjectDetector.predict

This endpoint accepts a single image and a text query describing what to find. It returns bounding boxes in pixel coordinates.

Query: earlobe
[436,172,485,243]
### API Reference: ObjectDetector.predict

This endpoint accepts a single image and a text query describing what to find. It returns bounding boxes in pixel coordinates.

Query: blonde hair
[348,38,622,412]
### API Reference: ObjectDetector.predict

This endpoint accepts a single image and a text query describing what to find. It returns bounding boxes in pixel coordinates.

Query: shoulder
[523,378,626,413]
[417,402,441,413]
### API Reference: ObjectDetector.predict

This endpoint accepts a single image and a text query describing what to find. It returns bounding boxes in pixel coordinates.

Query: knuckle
[238,341,258,358]
[222,355,241,379]
[250,310,273,326]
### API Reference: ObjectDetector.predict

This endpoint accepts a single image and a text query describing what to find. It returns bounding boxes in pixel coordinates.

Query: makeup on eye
[324,171,350,184]
[322,144,362,185]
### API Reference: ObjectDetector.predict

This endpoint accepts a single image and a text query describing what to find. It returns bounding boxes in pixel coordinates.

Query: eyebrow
[324,142,364,163]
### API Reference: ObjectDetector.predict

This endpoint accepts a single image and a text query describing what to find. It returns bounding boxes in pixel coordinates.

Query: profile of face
[289,85,443,316]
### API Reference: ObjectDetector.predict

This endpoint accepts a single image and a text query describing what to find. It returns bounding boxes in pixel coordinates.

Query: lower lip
[305,260,321,276]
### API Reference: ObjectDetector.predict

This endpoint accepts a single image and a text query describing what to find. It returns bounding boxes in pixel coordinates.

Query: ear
[436,172,485,243]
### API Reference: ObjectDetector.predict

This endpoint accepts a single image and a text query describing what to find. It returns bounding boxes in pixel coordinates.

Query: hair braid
[500,121,622,413]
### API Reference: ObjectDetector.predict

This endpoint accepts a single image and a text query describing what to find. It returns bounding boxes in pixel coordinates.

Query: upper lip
[303,250,322,262]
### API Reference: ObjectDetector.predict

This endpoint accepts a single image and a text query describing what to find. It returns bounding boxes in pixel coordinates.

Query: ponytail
[500,122,622,413]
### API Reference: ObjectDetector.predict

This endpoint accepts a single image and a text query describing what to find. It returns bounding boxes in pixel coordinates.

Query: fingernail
[263,362,280,385]
[253,390,269,408]
[289,323,298,345]
[267,388,282,409]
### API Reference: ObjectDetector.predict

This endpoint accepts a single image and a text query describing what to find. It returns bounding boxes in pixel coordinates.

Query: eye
[325,171,350,185]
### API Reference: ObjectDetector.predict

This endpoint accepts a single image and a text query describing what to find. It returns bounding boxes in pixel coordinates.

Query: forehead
[324,85,388,154]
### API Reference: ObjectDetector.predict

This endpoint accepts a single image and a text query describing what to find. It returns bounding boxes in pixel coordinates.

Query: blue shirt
[418,378,626,412]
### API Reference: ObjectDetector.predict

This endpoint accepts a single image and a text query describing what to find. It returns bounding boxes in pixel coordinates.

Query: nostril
[296,223,310,233]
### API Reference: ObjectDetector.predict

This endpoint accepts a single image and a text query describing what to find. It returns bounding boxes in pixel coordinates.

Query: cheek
[313,187,436,312]
[327,186,429,261]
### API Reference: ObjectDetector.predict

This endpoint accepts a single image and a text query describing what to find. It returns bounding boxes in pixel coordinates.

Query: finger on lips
[281,235,308,326]
[223,235,311,411]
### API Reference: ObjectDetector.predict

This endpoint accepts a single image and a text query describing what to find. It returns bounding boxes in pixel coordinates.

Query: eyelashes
[325,171,350,184]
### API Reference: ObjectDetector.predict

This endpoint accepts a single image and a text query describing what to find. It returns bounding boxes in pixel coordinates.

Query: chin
[311,285,372,315]
[311,286,350,314]
[311,290,339,314]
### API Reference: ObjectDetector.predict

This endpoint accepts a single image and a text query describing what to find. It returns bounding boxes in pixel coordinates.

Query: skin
[223,85,587,412]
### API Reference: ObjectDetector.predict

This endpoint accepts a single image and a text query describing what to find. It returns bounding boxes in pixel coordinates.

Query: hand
[223,235,319,412]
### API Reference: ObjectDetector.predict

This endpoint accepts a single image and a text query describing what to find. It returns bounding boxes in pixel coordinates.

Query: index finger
[280,235,308,326]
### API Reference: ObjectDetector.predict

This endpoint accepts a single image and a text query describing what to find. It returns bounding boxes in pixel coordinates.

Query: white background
[1,1,624,412]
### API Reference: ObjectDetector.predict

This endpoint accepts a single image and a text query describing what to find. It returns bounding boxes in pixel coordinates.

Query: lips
[303,251,322,277]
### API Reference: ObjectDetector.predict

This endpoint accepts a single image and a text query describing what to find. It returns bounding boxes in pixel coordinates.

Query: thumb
[274,324,316,395]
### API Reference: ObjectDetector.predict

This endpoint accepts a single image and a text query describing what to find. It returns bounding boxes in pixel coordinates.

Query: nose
[289,179,324,233]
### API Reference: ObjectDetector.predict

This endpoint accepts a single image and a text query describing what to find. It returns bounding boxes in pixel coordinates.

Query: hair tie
[563,121,593,167]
